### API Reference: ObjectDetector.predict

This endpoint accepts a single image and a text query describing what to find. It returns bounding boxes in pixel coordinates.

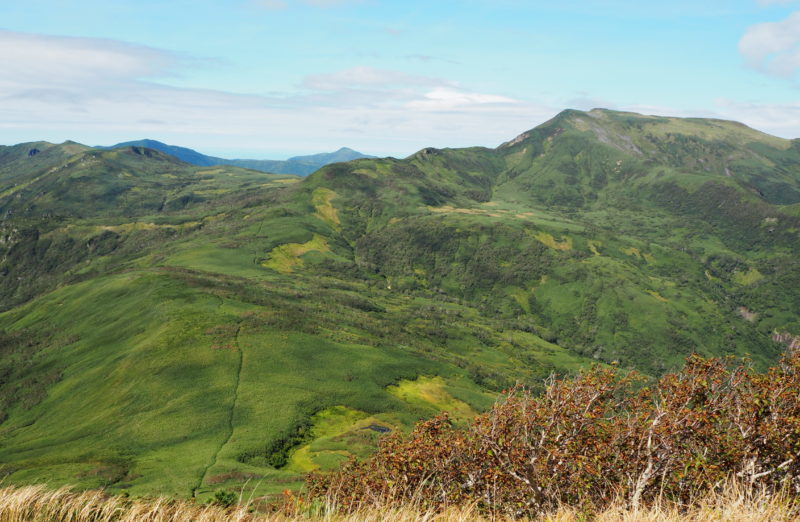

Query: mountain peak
[500,108,791,155]
[287,147,375,164]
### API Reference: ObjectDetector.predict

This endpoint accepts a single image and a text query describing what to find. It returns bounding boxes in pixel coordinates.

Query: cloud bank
[0,30,559,155]
[1,29,799,157]
[739,11,800,77]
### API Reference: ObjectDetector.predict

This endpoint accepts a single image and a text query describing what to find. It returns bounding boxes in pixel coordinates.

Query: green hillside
[0,109,798,500]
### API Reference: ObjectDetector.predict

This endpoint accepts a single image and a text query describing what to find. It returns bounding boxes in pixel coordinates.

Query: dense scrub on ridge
[308,351,800,517]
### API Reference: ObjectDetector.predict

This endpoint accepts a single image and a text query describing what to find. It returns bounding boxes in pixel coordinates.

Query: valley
[0,109,798,501]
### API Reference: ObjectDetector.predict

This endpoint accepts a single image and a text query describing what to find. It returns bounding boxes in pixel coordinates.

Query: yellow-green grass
[286,406,392,473]
[42,220,203,239]
[587,240,602,256]
[0,247,595,498]
[647,290,669,303]
[621,246,642,259]
[507,287,532,314]
[312,188,340,228]
[165,244,272,279]
[262,234,330,273]
[532,231,572,251]
[387,376,477,423]
[733,267,765,286]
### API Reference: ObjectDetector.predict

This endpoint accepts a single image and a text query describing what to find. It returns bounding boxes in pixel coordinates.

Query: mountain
[99,139,220,167]
[0,144,299,308]
[0,141,91,183]
[100,140,375,176]
[288,147,371,165]
[0,109,798,500]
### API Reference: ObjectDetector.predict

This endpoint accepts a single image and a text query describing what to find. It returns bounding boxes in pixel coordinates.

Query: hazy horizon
[2,1,799,158]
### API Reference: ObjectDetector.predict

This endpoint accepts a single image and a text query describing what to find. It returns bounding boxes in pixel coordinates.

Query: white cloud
[407,87,519,110]
[10,29,795,160]
[302,66,437,90]
[300,67,525,125]
[0,30,555,156]
[0,31,174,91]
[602,100,800,139]
[739,11,800,77]
[713,98,800,137]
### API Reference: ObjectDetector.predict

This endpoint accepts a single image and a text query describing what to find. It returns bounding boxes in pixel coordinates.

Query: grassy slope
[0,110,798,497]
[0,179,584,497]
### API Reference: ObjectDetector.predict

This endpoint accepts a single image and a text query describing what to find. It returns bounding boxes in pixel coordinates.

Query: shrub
[212,489,237,508]
[306,351,800,517]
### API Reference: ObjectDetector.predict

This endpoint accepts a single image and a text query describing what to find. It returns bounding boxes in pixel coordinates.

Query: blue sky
[1,0,799,158]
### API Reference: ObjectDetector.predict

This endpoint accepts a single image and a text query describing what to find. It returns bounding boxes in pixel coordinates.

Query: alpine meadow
[1,108,799,510]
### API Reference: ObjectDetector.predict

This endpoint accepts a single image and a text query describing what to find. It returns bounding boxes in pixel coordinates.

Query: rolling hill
[0,109,798,501]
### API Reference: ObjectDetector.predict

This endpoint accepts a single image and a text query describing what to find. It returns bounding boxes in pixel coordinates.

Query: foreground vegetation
[6,352,790,521]
[0,482,797,521]
[309,352,800,517]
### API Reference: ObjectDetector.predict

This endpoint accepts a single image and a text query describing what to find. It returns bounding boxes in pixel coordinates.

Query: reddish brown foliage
[306,352,800,516]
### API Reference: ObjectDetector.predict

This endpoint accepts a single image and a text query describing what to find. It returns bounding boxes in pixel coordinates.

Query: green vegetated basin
[0,108,799,499]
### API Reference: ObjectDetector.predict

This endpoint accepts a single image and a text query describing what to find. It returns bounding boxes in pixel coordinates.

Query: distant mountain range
[99,139,375,176]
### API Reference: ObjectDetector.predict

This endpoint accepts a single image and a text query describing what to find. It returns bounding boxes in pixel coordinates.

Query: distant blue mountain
[101,139,219,166]
[99,140,375,176]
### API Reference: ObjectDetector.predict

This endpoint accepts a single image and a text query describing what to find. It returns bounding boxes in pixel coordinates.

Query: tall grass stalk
[0,481,797,521]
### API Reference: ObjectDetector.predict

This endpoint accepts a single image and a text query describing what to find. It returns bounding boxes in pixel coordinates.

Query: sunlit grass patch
[312,188,340,228]
[532,231,572,251]
[733,267,764,285]
[262,234,330,273]
[387,376,477,423]
[286,406,391,473]
[647,290,669,303]
[621,246,642,259]
[507,287,531,314]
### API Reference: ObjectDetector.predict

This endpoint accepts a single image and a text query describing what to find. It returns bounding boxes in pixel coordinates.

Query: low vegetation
[308,351,800,517]
[3,350,798,520]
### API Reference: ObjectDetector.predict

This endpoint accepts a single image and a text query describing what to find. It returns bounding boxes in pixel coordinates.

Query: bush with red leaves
[306,352,800,516]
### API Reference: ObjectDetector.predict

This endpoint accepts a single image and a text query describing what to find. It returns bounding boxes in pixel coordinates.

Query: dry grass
[0,483,796,521]
[548,483,799,521]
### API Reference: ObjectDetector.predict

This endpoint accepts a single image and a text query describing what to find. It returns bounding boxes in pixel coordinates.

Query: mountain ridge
[98,139,376,176]
[0,108,798,500]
